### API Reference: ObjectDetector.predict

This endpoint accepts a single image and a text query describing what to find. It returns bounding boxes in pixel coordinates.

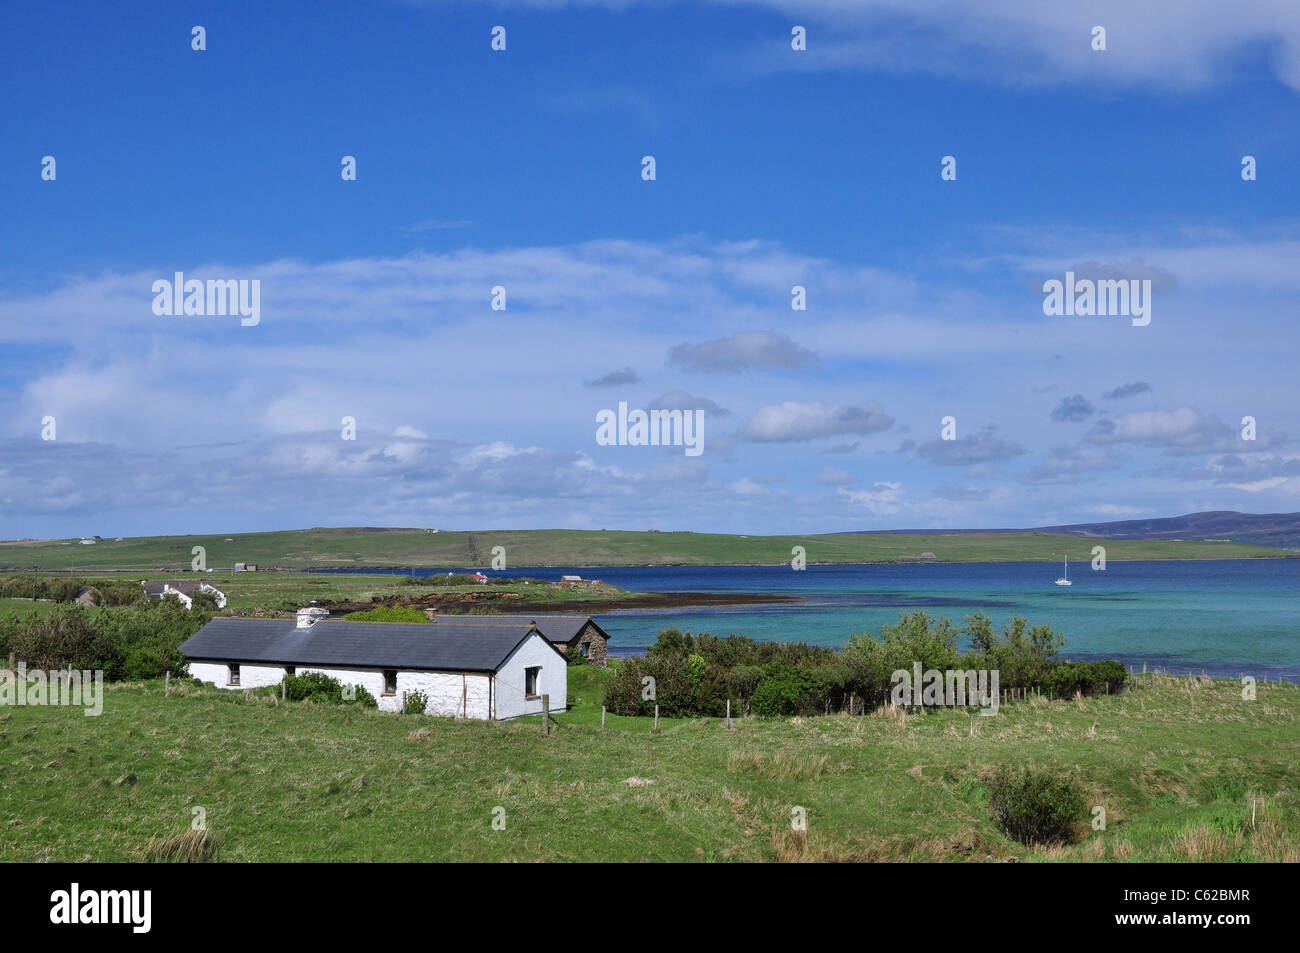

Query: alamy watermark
[890,663,1000,716]
[152,272,260,326]
[1042,271,1150,326]
[595,401,703,456]
[1,662,104,715]
[50,883,150,933]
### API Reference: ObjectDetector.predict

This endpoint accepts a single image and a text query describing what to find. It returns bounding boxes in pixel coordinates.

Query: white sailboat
[1055,555,1072,587]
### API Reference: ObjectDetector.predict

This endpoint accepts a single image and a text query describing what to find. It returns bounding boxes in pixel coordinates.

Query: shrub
[727,664,763,702]
[404,689,429,714]
[189,590,219,610]
[687,653,707,683]
[987,767,1086,846]
[596,617,1120,721]
[0,607,121,674]
[1042,660,1129,698]
[97,582,148,607]
[749,663,830,718]
[45,578,84,603]
[602,652,712,717]
[563,646,588,666]
[281,671,377,708]
[343,606,428,623]
[350,684,379,708]
[94,600,208,679]
[1088,660,1127,693]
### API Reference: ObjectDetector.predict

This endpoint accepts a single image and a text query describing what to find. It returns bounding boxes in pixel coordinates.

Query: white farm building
[179,607,566,720]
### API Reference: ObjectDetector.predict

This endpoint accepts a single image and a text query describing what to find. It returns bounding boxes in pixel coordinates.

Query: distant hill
[0,522,1291,571]
[1035,511,1300,550]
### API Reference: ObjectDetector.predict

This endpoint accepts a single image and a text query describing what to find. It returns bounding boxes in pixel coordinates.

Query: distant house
[78,538,96,545]
[74,586,101,607]
[233,562,258,572]
[432,612,611,667]
[140,580,227,610]
[179,608,566,720]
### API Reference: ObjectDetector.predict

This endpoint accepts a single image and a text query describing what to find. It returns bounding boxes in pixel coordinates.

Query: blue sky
[2,0,1299,538]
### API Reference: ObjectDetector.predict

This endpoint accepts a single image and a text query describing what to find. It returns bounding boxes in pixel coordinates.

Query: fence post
[542,693,550,737]
[281,680,286,702]
[164,671,170,696]
[601,705,606,730]
[654,704,659,731]
[726,698,733,729]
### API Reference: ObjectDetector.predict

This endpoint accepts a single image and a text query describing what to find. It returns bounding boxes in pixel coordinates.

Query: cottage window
[580,642,589,657]
[525,666,540,698]
[383,670,397,695]
[228,664,241,686]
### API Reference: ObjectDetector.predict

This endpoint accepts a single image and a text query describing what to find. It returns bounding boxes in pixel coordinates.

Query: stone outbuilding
[430,612,611,667]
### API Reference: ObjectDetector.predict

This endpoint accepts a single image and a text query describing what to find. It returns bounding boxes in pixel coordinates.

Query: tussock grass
[727,751,829,781]
[142,828,220,863]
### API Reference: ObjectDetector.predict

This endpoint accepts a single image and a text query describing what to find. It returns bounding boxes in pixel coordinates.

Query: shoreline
[315,590,800,615]
[297,554,1298,571]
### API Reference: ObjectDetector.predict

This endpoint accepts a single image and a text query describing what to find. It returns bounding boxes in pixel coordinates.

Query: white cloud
[743,400,893,442]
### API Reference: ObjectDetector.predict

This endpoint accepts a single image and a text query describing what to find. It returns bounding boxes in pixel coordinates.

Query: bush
[726,664,763,702]
[94,600,208,679]
[45,578,84,603]
[0,607,120,674]
[602,652,718,717]
[96,582,148,607]
[987,767,1087,846]
[1042,660,1129,698]
[189,590,219,610]
[563,646,588,666]
[280,671,377,708]
[404,689,429,714]
[597,616,1121,721]
[749,663,830,718]
[343,606,428,623]
[687,653,707,683]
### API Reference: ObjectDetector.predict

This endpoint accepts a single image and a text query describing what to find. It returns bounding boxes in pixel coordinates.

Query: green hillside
[0,526,1287,571]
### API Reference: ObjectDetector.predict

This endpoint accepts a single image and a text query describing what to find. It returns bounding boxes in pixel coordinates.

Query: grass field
[0,571,635,615]
[0,527,1288,571]
[1,665,1295,862]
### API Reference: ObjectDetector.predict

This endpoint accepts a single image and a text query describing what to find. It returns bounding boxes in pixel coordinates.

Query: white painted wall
[187,646,559,721]
[395,670,491,718]
[295,666,492,717]
[494,632,567,720]
[188,661,284,689]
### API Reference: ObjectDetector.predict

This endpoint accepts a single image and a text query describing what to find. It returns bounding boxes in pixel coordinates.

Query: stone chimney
[297,601,328,629]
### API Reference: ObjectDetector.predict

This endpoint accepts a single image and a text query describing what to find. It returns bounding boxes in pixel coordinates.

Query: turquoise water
[345,560,1300,679]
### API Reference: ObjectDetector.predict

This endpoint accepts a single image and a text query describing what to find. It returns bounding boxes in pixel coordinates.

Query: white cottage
[179,607,566,720]
[141,579,227,609]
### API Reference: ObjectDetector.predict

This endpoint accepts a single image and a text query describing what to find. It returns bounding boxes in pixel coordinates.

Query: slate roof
[437,614,610,645]
[179,618,558,673]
